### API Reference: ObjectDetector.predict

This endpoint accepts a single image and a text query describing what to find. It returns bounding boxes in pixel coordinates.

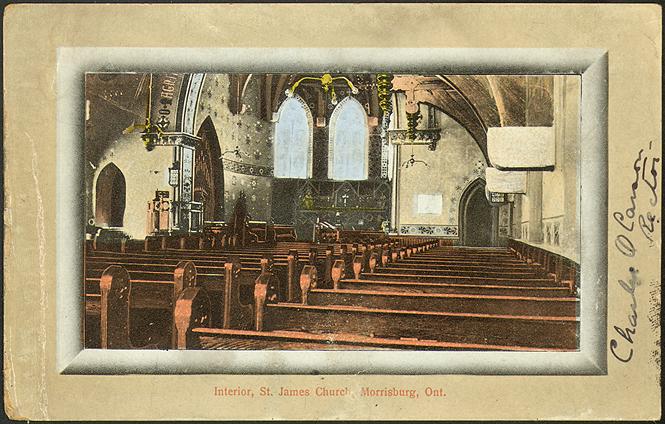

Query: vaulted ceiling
[85,72,554,162]
[391,74,554,159]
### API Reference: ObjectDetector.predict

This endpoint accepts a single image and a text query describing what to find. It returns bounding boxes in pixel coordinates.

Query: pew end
[286,249,300,303]
[99,265,132,349]
[99,265,167,350]
[299,265,318,305]
[254,272,280,331]
[331,259,345,290]
[174,287,212,349]
[352,255,364,280]
[222,259,257,330]
[369,252,379,273]
[174,261,197,291]
[172,261,197,346]
[381,250,390,267]
[260,254,274,273]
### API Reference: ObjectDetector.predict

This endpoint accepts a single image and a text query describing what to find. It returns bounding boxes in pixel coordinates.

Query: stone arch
[95,163,126,227]
[195,116,225,221]
[458,178,496,246]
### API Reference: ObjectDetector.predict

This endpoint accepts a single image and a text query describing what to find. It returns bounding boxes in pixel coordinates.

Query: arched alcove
[95,163,126,227]
[458,178,495,246]
[195,116,225,221]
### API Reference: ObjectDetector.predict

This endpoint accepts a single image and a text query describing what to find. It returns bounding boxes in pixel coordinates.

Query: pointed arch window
[273,96,313,179]
[328,97,369,180]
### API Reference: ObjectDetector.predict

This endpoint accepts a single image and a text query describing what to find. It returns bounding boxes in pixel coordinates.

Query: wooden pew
[86,250,301,304]
[170,240,580,351]
[175,268,577,350]
[94,262,204,349]
[91,237,509,349]
[253,304,578,349]
[305,288,578,317]
[336,278,572,298]
[507,239,580,295]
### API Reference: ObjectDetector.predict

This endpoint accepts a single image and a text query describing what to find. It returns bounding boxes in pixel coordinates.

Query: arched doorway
[95,163,126,227]
[195,116,224,221]
[458,178,495,246]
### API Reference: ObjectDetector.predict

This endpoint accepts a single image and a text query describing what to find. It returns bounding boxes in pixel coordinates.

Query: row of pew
[85,238,580,351]
[85,238,438,348]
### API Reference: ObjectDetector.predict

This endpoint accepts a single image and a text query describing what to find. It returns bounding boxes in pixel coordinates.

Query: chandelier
[122,73,164,151]
[285,73,358,105]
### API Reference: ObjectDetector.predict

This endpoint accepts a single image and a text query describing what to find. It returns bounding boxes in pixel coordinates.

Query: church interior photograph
[84,72,581,351]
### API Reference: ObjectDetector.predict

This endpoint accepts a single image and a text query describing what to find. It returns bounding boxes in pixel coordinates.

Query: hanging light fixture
[219,145,246,160]
[401,95,433,168]
[389,76,442,151]
[401,152,429,169]
[286,73,358,105]
[405,108,422,142]
[377,73,393,133]
[122,73,164,151]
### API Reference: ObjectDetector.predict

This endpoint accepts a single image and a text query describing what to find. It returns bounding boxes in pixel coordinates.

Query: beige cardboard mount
[3,4,661,421]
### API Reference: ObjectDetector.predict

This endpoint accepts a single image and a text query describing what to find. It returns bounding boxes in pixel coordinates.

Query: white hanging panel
[487,126,555,169]
[485,167,527,193]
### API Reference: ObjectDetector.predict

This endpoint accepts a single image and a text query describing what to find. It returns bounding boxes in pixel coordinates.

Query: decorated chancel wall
[192,73,388,235]
[84,72,576,253]
[267,74,389,239]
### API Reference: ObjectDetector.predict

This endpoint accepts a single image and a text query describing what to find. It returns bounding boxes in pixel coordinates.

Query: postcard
[3,4,661,421]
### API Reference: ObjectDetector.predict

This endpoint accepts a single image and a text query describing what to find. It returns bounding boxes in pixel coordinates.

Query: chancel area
[84,72,581,351]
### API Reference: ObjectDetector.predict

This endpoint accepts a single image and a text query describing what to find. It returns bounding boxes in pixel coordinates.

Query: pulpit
[146,191,172,234]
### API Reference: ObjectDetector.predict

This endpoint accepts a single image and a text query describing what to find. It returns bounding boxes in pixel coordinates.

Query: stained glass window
[328,97,369,180]
[274,96,313,179]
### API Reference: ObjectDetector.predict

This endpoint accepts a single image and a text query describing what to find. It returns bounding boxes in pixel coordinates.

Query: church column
[490,205,500,246]
[512,195,522,238]
[390,144,401,232]
[559,75,581,261]
[527,171,544,243]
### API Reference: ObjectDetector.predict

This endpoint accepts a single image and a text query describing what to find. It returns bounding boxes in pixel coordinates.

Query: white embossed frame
[56,48,607,375]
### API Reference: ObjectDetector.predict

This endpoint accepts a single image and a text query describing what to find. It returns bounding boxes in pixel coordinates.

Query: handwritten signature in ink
[609,141,660,363]
[613,141,660,256]
[609,267,641,363]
